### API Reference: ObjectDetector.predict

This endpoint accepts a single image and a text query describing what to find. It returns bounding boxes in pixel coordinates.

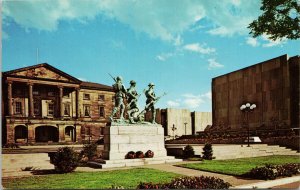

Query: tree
[202,143,213,160]
[248,0,300,40]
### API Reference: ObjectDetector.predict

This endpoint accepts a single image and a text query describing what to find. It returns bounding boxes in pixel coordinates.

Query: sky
[2,0,300,112]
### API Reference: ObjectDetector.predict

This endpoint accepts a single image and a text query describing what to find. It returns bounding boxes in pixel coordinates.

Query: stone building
[146,108,212,137]
[2,63,114,144]
[212,54,299,130]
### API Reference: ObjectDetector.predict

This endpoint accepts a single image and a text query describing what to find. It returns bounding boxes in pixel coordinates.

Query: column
[75,88,80,118]
[58,86,64,118]
[28,83,34,117]
[7,81,13,116]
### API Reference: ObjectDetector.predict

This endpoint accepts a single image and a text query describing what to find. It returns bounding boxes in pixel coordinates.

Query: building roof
[3,63,82,83]
[81,81,113,91]
[3,63,114,91]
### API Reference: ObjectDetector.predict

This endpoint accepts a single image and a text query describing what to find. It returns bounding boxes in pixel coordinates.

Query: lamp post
[171,124,177,140]
[240,103,256,147]
[184,122,188,135]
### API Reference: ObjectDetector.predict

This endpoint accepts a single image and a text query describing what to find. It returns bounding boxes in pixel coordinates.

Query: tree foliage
[248,0,300,40]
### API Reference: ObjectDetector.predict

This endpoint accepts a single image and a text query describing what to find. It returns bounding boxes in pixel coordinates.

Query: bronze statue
[145,83,158,124]
[109,75,127,122]
[126,80,140,123]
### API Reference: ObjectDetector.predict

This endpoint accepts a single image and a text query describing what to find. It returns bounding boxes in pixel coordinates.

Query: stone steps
[89,156,182,169]
[166,144,300,160]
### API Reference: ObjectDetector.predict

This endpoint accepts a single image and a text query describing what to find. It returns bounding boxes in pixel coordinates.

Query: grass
[178,155,300,176]
[2,168,182,189]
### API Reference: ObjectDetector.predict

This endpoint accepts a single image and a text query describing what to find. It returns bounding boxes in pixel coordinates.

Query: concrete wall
[193,112,212,133]
[167,108,192,137]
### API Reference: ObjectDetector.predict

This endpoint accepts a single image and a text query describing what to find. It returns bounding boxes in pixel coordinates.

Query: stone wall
[212,54,299,130]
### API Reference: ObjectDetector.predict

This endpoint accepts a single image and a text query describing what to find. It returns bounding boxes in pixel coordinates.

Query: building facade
[2,63,114,144]
[212,54,300,130]
[146,108,212,137]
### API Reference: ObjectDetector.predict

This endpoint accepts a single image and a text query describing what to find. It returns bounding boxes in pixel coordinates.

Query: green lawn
[3,168,182,189]
[178,155,300,176]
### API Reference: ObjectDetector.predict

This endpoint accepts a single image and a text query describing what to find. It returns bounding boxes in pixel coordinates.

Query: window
[64,104,70,116]
[33,100,40,115]
[15,102,22,114]
[33,90,39,95]
[99,106,105,117]
[48,91,55,96]
[83,105,90,117]
[98,95,105,101]
[83,94,90,100]
[63,91,70,98]
[48,103,54,116]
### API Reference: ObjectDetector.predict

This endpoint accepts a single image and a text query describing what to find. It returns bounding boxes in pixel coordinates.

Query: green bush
[137,176,231,189]
[244,163,300,180]
[145,150,154,158]
[81,143,98,160]
[183,145,195,159]
[52,147,80,173]
[202,143,213,160]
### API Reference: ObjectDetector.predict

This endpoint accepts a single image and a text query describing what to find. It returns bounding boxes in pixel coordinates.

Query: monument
[97,76,181,168]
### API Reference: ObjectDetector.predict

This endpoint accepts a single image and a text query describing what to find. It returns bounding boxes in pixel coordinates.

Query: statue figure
[145,83,158,124]
[109,76,127,122]
[126,80,140,123]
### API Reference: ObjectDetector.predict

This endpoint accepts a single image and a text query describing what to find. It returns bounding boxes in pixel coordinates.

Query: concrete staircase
[165,144,300,160]
[88,156,182,169]
[2,153,54,177]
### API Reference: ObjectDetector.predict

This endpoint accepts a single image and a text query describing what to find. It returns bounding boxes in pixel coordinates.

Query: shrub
[145,150,154,158]
[125,151,136,159]
[183,145,195,159]
[137,176,231,189]
[81,143,98,160]
[202,143,213,160]
[136,151,144,158]
[52,147,80,173]
[244,163,300,180]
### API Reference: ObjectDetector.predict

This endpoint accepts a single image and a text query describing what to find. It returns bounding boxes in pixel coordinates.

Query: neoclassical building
[2,63,114,144]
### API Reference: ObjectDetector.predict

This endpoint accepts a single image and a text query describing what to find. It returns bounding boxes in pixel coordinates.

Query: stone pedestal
[96,124,181,168]
[103,124,167,160]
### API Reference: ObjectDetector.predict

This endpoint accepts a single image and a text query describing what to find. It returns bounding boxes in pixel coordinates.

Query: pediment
[5,63,80,83]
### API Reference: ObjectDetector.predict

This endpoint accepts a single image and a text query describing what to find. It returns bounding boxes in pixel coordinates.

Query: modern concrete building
[212,54,299,130]
[146,108,212,137]
[2,63,114,144]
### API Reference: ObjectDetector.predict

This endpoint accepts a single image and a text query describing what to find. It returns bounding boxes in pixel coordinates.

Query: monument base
[98,124,181,168]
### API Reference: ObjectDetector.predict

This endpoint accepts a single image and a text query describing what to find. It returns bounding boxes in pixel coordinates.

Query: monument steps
[88,156,182,169]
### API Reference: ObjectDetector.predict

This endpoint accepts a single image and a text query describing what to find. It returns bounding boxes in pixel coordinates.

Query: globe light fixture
[240,102,257,147]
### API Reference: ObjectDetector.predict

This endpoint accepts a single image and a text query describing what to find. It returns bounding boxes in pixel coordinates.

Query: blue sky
[2,0,299,112]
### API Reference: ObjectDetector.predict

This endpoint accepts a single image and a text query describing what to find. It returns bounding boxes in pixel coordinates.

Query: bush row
[137,176,231,189]
[182,144,213,160]
[243,163,300,180]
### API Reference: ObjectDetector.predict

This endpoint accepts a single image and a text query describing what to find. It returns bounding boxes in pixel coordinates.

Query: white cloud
[167,91,211,110]
[167,100,180,107]
[261,35,288,47]
[156,52,174,61]
[3,0,261,43]
[246,37,260,47]
[184,43,215,54]
[245,35,288,48]
[208,59,224,70]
